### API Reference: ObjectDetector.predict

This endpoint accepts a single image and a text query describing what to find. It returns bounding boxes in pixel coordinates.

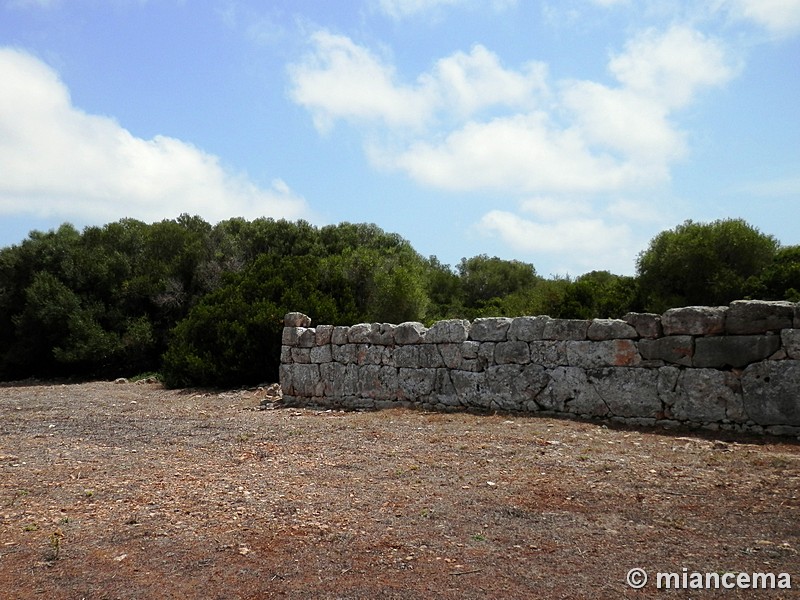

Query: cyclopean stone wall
[279,301,800,437]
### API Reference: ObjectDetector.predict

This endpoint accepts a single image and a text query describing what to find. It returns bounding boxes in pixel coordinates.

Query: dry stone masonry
[279,301,800,437]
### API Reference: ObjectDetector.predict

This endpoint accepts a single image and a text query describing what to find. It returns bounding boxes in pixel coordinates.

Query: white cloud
[478,209,635,273]
[0,48,311,224]
[288,31,436,132]
[608,25,737,109]
[291,25,735,196]
[725,0,800,36]
[375,0,516,19]
[425,45,548,118]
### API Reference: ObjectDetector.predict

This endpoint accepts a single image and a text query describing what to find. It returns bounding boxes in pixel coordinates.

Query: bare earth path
[0,381,798,599]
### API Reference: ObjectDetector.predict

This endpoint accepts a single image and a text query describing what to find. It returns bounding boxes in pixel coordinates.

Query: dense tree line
[0,216,797,387]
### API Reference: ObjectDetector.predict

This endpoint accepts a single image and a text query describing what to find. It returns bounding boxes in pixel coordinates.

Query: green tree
[457,255,538,313]
[637,219,779,312]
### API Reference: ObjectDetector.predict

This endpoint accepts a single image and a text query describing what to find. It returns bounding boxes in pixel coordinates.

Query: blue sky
[1,0,798,276]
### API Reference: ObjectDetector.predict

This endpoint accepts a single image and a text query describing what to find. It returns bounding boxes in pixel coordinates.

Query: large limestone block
[331,326,349,345]
[542,319,590,340]
[670,369,743,423]
[424,319,471,343]
[320,362,358,397]
[587,319,638,341]
[529,341,567,368]
[395,322,427,344]
[284,312,311,327]
[742,360,800,426]
[726,300,795,334]
[494,341,530,365]
[315,324,334,346]
[398,368,437,400]
[588,368,662,418]
[470,317,512,342]
[783,329,800,359]
[451,370,487,408]
[623,312,662,339]
[539,367,605,415]
[662,306,726,336]
[358,365,398,400]
[438,343,464,369]
[332,344,357,364]
[393,345,420,368]
[348,323,374,344]
[638,336,694,366]
[693,335,781,368]
[285,364,322,397]
[566,340,641,368]
[508,316,551,341]
[310,345,333,364]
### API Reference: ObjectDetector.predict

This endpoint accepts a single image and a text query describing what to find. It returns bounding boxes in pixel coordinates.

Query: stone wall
[279,301,800,437]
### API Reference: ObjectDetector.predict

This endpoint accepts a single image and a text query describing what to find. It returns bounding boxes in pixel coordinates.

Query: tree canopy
[0,215,795,387]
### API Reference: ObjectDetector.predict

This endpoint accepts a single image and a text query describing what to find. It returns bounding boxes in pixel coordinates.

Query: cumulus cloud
[289,22,739,272]
[725,0,800,36]
[290,24,734,196]
[0,48,311,224]
[478,209,635,273]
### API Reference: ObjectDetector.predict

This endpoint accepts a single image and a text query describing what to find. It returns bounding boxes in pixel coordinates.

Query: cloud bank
[0,48,311,225]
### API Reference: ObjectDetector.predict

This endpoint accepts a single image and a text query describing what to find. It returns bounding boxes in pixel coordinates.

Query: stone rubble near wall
[279,301,800,437]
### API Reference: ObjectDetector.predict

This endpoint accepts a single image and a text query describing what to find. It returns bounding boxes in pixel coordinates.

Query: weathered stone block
[494,341,530,365]
[297,328,316,348]
[638,336,694,366]
[742,360,800,426]
[418,344,444,368]
[726,300,795,334]
[588,319,638,341]
[782,329,800,359]
[460,341,481,359]
[623,312,662,339]
[398,368,436,400]
[438,343,463,369]
[281,327,303,347]
[542,319,590,340]
[331,326,349,345]
[424,319,470,343]
[315,324,334,346]
[538,366,601,414]
[348,323,375,344]
[393,345,420,368]
[284,312,311,327]
[310,345,332,364]
[434,368,456,398]
[358,365,398,400]
[671,369,742,423]
[529,341,567,368]
[486,365,527,411]
[320,362,358,396]
[451,370,486,408]
[332,344,357,364]
[662,306,726,336]
[508,316,550,341]
[370,323,396,345]
[588,368,661,418]
[280,345,292,364]
[566,340,641,368]
[289,364,322,397]
[693,335,781,368]
[356,344,392,366]
[470,317,512,342]
[395,322,427,345]
[291,347,311,364]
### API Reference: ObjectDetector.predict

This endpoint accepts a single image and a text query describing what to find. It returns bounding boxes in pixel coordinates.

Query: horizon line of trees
[0,215,797,387]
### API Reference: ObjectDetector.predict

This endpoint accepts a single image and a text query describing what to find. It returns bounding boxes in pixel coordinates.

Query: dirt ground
[0,381,798,599]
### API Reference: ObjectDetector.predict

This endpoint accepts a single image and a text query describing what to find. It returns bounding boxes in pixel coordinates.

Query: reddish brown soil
[1,381,798,599]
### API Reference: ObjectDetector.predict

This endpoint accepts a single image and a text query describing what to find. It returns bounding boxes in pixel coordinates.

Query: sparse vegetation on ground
[1,381,798,598]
